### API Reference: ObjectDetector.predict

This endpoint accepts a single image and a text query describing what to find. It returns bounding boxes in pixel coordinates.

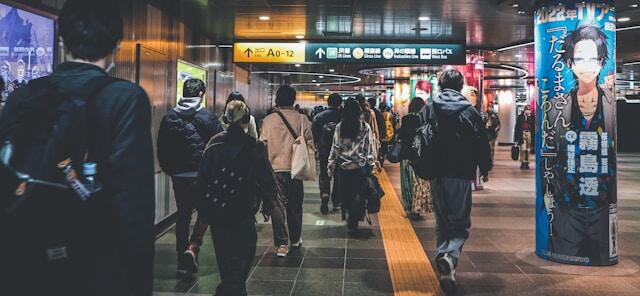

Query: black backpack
[0,76,116,293]
[410,104,439,179]
[0,76,116,214]
[196,139,258,226]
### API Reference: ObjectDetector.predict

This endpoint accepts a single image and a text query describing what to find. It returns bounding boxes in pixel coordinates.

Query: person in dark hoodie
[424,69,491,292]
[311,93,343,213]
[157,78,223,276]
[0,1,155,295]
[198,100,277,296]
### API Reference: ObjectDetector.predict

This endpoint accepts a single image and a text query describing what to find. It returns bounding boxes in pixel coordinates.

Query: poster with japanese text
[535,0,617,266]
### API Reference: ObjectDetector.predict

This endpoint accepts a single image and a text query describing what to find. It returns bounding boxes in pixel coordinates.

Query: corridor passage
[154,147,640,296]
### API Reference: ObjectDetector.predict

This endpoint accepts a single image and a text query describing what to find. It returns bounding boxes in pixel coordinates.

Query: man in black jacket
[0,1,155,295]
[514,105,535,169]
[311,93,343,213]
[426,69,491,292]
[157,78,223,275]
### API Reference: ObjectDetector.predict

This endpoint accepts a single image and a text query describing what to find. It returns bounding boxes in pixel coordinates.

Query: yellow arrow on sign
[234,42,306,63]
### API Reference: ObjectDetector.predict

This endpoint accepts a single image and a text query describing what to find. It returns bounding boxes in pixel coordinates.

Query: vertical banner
[535,0,617,265]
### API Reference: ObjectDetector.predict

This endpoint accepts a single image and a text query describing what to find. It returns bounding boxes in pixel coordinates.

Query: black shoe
[332,202,341,212]
[436,254,456,293]
[524,163,530,169]
[320,194,329,215]
[520,163,526,169]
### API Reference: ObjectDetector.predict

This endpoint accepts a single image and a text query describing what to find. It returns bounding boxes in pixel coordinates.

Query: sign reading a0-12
[233,42,305,63]
[233,42,466,65]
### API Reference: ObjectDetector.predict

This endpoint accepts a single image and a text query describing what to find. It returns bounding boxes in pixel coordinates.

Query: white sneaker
[291,239,303,248]
[276,245,289,257]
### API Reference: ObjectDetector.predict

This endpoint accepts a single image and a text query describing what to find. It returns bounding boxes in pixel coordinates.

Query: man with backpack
[0,1,155,295]
[197,100,277,296]
[311,93,343,214]
[157,78,223,276]
[259,85,315,257]
[417,69,491,292]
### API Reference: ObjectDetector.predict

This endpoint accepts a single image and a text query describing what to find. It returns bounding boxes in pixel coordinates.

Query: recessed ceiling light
[512,3,519,8]
[619,17,631,22]
[319,75,324,78]
[419,16,430,21]
[329,69,335,72]
[517,10,526,15]
[515,54,522,58]
[259,16,270,21]
[631,4,639,8]
[295,64,301,67]
[296,35,304,39]
[316,83,321,86]
[312,80,317,82]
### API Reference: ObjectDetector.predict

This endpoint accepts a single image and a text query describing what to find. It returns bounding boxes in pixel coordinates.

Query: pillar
[534,0,618,265]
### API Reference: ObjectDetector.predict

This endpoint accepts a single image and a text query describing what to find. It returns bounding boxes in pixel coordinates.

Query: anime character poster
[410,75,437,103]
[535,0,617,266]
[0,3,55,107]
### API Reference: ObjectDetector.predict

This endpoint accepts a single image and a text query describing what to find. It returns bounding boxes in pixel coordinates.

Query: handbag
[365,174,385,214]
[275,111,316,181]
[387,138,403,163]
[511,145,520,161]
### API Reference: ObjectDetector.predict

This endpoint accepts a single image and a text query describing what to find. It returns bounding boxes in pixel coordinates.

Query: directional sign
[233,42,465,65]
[305,43,466,65]
[233,42,305,63]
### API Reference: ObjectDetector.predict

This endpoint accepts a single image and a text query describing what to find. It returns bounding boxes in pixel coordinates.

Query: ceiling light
[515,54,522,58]
[329,69,335,72]
[295,64,301,67]
[316,83,321,86]
[326,89,330,92]
[296,35,305,39]
[259,16,270,21]
[517,10,526,15]
[512,3,519,8]
[631,4,639,8]
[312,80,317,82]
[619,17,631,22]
[419,16,430,21]
[319,75,324,78]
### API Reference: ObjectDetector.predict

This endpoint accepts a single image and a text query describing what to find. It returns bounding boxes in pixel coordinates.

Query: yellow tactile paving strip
[376,170,443,296]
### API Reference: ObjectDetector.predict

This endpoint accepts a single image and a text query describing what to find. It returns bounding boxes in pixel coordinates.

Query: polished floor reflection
[154,146,640,296]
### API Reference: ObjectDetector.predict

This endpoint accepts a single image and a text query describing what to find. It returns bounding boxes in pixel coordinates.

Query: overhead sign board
[233,42,305,63]
[233,42,465,65]
[305,43,465,65]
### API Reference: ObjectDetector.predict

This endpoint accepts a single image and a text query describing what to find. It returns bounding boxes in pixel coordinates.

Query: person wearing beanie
[157,78,223,276]
[198,100,277,296]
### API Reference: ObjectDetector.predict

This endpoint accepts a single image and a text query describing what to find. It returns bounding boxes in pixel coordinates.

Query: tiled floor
[154,146,640,296]
[153,177,394,296]
[387,146,640,296]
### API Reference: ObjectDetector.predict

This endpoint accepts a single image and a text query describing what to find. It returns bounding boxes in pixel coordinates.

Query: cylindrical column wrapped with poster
[534,0,617,266]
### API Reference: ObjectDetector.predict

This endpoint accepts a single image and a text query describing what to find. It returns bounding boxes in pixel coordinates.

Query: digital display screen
[0,3,55,105]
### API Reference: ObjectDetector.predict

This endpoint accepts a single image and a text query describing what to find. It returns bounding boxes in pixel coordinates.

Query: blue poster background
[535,0,617,265]
[0,3,55,106]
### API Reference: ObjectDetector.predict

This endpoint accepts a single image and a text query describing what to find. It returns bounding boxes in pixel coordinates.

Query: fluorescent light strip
[496,41,534,52]
[624,61,640,66]
[185,44,233,49]
[617,25,640,31]
[250,71,361,86]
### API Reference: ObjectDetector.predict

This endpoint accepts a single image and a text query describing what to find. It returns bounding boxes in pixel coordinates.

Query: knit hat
[225,100,249,124]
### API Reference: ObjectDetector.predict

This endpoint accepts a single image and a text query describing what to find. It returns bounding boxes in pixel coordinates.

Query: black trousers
[212,221,257,296]
[319,154,340,206]
[172,176,208,253]
[337,167,367,224]
[379,141,390,164]
[550,206,613,265]
[272,172,304,246]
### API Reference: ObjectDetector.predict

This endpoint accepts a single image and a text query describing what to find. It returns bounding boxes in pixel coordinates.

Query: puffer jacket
[157,108,223,175]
